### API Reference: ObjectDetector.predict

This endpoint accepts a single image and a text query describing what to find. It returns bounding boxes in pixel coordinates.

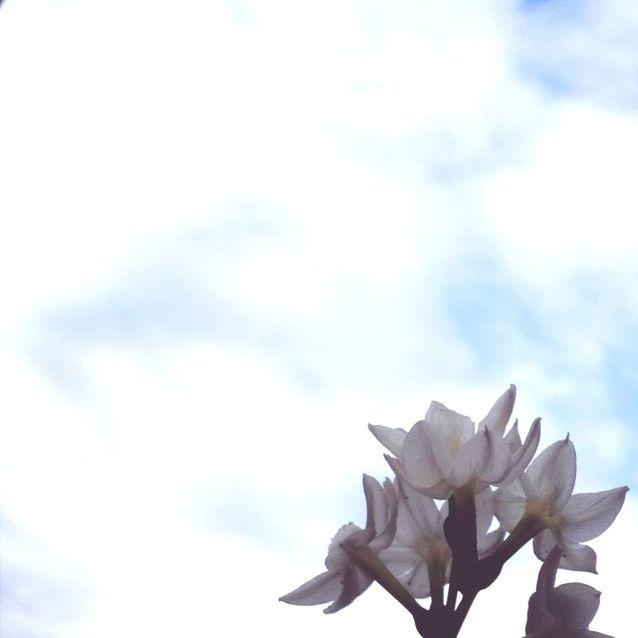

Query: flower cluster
[280,386,628,637]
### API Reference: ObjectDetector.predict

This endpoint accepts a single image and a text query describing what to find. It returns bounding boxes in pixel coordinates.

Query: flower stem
[342,542,424,616]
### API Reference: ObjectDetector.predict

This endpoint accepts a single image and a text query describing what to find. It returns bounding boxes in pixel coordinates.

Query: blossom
[380,481,504,599]
[279,474,397,613]
[524,545,612,638]
[369,385,541,499]
[494,436,628,572]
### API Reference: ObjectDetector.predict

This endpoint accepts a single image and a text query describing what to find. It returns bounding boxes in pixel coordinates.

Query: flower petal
[533,530,598,574]
[401,420,446,489]
[478,384,516,436]
[503,418,522,451]
[424,401,475,449]
[403,559,432,599]
[477,526,505,558]
[560,486,628,542]
[363,474,387,534]
[480,427,513,483]
[551,582,601,630]
[368,423,407,457]
[324,566,373,613]
[279,570,342,606]
[450,429,492,486]
[494,479,527,531]
[500,417,541,486]
[522,436,576,514]
[474,487,496,537]
[398,480,443,538]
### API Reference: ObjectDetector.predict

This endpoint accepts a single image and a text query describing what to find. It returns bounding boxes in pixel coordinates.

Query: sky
[0,0,637,636]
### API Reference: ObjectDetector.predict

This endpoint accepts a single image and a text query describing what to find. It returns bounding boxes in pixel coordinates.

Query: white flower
[279,474,397,613]
[369,385,540,499]
[525,545,612,638]
[495,436,628,572]
[380,481,504,599]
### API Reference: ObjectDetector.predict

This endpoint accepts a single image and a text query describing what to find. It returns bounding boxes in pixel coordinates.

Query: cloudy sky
[1,1,637,636]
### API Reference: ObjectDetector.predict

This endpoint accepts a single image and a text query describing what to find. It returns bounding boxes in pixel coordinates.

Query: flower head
[495,436,628,572]
[279,474,397,613]
[370,385,540,499]
[380,481,504,599]
[525,545,612,637]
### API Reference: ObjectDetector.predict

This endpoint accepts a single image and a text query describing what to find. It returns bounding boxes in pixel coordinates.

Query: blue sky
[1,1,637,636]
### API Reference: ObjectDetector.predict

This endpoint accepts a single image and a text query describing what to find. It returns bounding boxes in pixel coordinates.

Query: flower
[279,474,397,613]
[369,385,541,499]
[379,481,504,600]
[524,545,612,637]
[494,436,628,572]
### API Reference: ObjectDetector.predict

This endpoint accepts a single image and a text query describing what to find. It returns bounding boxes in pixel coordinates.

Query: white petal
[480,428,513,483]
[401,420,446,489]
[494,481,527,531]
[533,530,598,573]
[279,570,342,606]
[503,418,522,451]
[363,474,385,532]
[478,384,516,436]
[379,545,421,579]
[551,583,600,630]
[403,559,432,599]
[324,565,373,613]
[474,486,496,537]
[559,542,597,573]
[424,401,475,449]
[522,436,576,514]
[368,423,407,457]
[325,523,365,570]
[370,478,399,550]
[560,487,628,542]
[398,480,443,538]
[477,526,505,558]
[450,430,492,486]
[500,417,541,485]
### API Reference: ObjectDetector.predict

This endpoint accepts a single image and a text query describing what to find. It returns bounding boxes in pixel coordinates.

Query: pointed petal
[368,423,407,457]
[551,582,601,630]
[481,427,512,483]
[560,486,628,542]
[363,474,386,534]
[324,566,373,613]
[533,530,598,574]
[499,417,542,485]
[370,478,399,550]
[522,436,576,514]
[478,384,516,436]
[503,418,522,451]
[279,570,342,606]
[558,542,598,573]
